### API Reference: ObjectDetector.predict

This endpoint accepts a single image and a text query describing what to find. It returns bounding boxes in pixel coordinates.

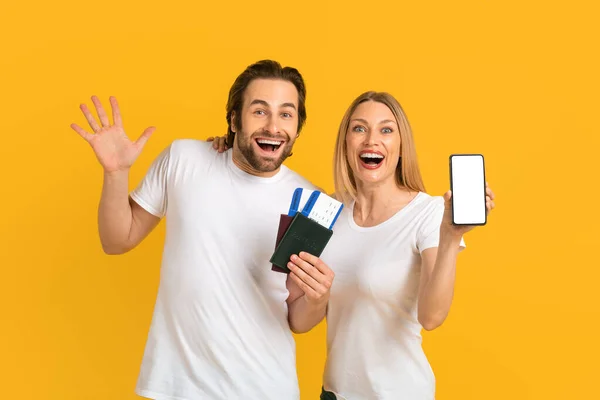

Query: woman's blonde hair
[333,91,426,205]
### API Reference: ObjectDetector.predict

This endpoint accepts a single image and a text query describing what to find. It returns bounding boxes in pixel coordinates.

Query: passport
[270,213,334,273]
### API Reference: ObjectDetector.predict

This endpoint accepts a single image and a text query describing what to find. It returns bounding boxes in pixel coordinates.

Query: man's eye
[254,110,265,115]
[282,112,292,118]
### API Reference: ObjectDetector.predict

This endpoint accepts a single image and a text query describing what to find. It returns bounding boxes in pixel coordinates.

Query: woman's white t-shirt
[320,192,465,400]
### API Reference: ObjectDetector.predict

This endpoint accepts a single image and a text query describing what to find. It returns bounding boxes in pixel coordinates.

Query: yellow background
[1,0,598,398]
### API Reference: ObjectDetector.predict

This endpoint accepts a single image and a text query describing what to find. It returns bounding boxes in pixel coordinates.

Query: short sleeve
[417,197,466,253]
[129,144,172,218]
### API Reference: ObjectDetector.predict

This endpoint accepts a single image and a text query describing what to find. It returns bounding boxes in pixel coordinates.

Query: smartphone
[449,154,487,225]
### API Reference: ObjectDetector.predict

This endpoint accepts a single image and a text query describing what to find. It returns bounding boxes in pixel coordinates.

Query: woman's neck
[353,180,418,227]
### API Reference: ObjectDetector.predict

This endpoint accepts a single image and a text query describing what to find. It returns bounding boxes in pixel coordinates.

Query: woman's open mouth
[359,151,385,169]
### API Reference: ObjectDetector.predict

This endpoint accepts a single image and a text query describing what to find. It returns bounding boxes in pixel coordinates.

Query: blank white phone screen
[451,155,486,225]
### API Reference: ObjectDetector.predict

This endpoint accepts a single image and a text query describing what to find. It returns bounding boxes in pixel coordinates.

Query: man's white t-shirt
[320,192,465,400]
[129,140,316,400]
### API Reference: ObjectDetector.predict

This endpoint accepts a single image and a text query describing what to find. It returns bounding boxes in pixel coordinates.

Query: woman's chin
[354,170,393,186]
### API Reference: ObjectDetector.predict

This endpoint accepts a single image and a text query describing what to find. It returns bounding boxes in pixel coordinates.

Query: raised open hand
[71,96,155,173]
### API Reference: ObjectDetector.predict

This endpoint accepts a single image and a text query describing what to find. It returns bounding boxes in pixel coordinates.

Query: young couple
[72,59,495,400]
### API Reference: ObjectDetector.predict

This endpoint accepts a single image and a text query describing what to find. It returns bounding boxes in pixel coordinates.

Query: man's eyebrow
[248,100,297,110]
[249,99,269,107]
[280,102,297,110]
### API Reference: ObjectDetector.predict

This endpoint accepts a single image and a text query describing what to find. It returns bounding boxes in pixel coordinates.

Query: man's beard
[236,129,294,173]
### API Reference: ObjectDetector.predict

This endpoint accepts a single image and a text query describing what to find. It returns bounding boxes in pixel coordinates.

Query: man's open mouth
[256,139,284,152]
[359,151,385,167]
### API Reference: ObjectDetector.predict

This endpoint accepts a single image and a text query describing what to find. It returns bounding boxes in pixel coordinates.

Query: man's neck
[231,148,280,178]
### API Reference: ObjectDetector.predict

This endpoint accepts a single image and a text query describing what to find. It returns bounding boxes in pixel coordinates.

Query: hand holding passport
[270,189,343,273]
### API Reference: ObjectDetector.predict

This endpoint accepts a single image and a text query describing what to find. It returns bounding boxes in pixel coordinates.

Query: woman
[209,91,495,399]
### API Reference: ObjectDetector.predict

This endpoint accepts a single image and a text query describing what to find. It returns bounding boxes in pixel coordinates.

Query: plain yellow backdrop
[1,0,598,398]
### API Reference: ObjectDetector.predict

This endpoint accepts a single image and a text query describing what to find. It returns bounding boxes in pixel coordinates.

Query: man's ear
[230,111,237,133]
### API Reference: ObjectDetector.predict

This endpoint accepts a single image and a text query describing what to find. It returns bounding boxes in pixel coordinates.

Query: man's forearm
[288,295,327,334]
[98,170,133,254]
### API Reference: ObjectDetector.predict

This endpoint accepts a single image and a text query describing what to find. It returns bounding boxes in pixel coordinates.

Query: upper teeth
[257,139,282,145]
[361,153,383,159]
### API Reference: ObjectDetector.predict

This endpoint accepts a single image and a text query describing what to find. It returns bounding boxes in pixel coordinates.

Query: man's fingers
[297,251,319,266]
[135,126,156,149]
[92,95,111,127]
[110,96,122,127]
[289,271,318,298]
[288,260,322,291]
[218,138,227,152]
[292,254,331,286]
[298,252,333,279]
[80,103,101,132]
[70,123,94,142]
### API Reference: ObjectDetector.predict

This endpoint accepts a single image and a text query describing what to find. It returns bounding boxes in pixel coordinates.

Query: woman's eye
[353,125,366,133]
[382,127,393,134]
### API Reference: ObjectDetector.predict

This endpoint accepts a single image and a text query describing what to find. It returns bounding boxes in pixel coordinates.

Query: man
[71,60,334,399]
